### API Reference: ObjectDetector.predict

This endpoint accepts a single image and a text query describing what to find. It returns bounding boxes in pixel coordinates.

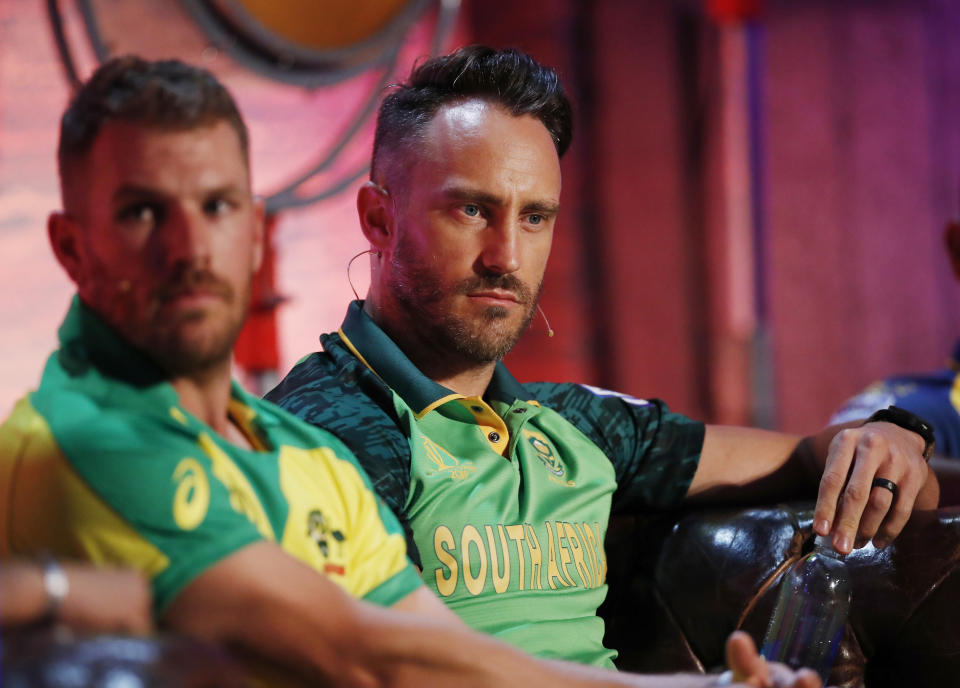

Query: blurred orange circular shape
[233,0,412,50]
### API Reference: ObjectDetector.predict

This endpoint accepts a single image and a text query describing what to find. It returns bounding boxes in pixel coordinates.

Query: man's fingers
[852,478,894,544]
[724,631,826,688]
[768,665,823,688]
[726,631,769,685]
[872,470,922,548]
[830,434,891,553]
[814,430,858,538]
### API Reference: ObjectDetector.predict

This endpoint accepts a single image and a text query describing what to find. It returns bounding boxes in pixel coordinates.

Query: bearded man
[268,45,938,671]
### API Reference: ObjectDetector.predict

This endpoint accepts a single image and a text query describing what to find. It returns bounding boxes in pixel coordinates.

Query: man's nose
[163,209,212,266]
[480,219,521,275]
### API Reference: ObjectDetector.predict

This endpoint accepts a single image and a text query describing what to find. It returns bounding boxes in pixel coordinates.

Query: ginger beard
[82,252,249,377]
[388,230,541,363]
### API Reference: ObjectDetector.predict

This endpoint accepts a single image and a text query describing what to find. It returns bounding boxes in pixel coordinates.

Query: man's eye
[528,214,544,225]
[204,198,232,216]
[118,203,160,225]
[463,204,481,217]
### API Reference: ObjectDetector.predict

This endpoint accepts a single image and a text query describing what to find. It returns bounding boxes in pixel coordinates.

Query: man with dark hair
[267,44,938,671]
[0,54,820,687]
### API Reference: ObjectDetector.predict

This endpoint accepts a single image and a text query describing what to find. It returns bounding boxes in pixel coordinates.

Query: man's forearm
[163,543,779,687]
[0,560,48,627]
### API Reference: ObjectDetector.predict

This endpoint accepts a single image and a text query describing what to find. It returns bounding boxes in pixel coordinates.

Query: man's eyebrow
[112,183,242,203]
[111,185,166,203]
[523,200,561,216]
[440,186,560,215]
[440,187,505,207]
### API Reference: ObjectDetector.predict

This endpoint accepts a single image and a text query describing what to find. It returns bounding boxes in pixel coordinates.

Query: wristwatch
[40,555,69,624]
[866,405,936,461]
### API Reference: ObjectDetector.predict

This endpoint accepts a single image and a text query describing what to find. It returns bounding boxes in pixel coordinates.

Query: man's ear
[356,181,395,254]
[946,220,960,280]
[48,211,87,287]
[251,196,266,273]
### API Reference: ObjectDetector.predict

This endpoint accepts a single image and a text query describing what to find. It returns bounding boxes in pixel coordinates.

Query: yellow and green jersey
[0,297,421,616]
[268,301,705,668]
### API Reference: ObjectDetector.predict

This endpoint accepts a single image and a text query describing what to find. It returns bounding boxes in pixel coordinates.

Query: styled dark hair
[58,56,249,183]
[371,45,573,181]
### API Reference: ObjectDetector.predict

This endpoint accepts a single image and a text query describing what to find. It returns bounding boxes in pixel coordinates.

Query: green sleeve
[42,398,265,615]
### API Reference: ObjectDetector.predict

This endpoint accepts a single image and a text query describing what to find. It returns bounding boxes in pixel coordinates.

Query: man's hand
[58,563,153,634]
[722,631,822,688]
[692,422,937,555]
[0,560,152,634]
[814,421,933,553]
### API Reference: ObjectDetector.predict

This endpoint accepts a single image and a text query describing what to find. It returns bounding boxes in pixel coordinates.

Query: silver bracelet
[40,555,69,623]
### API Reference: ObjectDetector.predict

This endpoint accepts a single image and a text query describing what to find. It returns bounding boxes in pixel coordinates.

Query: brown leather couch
[2,629,247,686]
[601,503,960,687]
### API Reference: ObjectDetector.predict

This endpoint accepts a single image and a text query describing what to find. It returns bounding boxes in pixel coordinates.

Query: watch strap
[866,405,936,461]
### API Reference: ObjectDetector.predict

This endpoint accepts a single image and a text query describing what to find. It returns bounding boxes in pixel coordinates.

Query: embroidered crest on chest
[522,429,575,486]
[422,436,476,481]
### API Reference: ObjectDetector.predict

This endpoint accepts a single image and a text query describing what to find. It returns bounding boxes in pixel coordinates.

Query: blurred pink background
[3,0,959,434]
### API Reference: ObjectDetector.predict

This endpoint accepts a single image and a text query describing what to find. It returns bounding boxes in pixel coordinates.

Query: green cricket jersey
[0,297,421,615]
[268,302,705,667]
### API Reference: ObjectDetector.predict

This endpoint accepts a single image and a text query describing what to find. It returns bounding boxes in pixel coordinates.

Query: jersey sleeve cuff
[361,563,423,608]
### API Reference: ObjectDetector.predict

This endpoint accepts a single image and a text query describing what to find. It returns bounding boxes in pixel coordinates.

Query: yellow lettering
[555,521,577,587]
[593,522,607,583]
[172,458,210,530]
[434,526,458,597]
[564,522,593,587]
[545,521,571,589]
[486,525,511,594]
[461,525,487,596]
[506,524,526,591]
[581,521,601,581]
[525,523,543,590]
[575,521,598,585]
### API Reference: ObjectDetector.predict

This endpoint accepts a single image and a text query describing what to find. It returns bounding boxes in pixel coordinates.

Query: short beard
[388,233,540,363]
[150,305,246,378]
[85,258,247,379]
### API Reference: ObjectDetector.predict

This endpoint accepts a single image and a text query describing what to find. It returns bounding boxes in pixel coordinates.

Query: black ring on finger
[871,476,898,500]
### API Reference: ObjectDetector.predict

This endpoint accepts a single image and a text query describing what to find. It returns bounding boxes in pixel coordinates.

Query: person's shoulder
[1,380,195,535]
[249,391,361,458]
[267,350,336,397]
[829,373,945,425]
[265,333,364,409]
[523,381,673,450]
[266,338,397,435]
[27,371,134,448]
[526,381,657,414]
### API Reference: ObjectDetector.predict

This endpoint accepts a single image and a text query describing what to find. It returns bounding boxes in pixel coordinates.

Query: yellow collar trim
[338,328,386,385]
[227,398,267,451]
[415,393,465,420]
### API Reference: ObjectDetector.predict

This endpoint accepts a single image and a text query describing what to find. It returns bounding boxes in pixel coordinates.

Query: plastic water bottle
[760,536,851,684]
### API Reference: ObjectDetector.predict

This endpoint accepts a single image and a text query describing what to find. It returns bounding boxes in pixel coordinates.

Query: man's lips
[157,286,230,309]
[467,289,521,305]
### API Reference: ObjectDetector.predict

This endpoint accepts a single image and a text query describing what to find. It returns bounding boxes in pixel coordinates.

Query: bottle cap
[814,534,846,559]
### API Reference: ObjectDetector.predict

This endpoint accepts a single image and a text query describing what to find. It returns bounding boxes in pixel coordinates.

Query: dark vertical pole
[745,21,776,428]
[674,6,714,419]
[571,0,613,386]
